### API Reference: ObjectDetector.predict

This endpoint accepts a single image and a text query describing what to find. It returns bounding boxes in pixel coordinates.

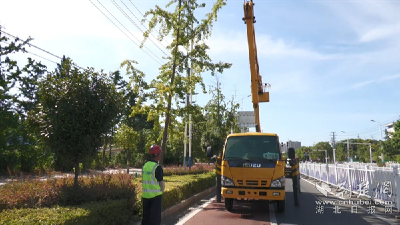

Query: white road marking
[176,197,216,225]
[301,177,344,199]
[269,203,277,225]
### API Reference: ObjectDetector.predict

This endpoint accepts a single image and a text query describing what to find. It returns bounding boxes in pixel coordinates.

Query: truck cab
[207,132,286,213]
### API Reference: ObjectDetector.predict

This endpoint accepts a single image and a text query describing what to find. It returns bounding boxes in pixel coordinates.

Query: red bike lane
[182,198,273,225]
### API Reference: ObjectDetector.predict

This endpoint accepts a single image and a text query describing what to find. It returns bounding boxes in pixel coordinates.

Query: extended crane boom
[206,1,286,214]
[243,0,270,132]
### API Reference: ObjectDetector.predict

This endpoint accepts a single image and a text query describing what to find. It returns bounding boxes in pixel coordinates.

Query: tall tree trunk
[109,127,113,160]
[127,148,130,174]
[160,0,182,166]
[102,135,106,167]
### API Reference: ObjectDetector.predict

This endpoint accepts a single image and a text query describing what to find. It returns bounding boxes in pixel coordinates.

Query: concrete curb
[133,185,216,225]
[161,185,216,220]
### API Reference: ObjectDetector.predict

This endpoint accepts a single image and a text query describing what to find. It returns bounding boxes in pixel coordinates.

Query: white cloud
[321,1,400,44]
[360,24,400,43]
[206,31,329,60]
[351,74,400,89]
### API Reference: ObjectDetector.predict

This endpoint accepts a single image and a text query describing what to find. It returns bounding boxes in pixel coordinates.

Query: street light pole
[371,119,384,163]
[240,95,251,110]
[369,143,372,163]
[342,131,349,163]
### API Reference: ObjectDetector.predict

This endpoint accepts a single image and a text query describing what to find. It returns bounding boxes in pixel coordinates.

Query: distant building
[385,122,395,139]
[281,140,301,153]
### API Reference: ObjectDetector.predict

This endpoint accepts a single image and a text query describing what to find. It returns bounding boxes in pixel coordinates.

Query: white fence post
[334,163,338,185]
[393,166,400,209]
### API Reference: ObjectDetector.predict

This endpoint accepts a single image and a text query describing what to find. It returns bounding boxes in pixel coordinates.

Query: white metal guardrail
[300,162,400,209]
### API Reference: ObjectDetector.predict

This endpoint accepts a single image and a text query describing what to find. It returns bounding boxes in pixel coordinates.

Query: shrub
[163,164,214,176]
[162,171,215,210]
[0,172,136,211]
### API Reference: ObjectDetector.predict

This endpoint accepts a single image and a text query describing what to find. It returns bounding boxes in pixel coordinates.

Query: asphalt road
[162,176,400,225]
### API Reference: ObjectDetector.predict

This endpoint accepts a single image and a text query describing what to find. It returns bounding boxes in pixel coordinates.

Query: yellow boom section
[243,0,270,133]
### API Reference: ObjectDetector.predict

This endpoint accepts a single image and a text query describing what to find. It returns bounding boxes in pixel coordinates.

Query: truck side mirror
[288,148,295,160]
[206,146,213,158]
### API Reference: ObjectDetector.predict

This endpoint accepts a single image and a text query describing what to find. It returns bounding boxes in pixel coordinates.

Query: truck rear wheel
[224,198,233,212]
[277,199,285,213]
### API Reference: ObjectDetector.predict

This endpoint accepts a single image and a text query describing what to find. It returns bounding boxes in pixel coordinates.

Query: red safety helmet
[149,144,162,155]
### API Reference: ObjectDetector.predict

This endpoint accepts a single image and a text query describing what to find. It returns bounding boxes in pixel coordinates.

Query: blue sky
[1,0,399,146]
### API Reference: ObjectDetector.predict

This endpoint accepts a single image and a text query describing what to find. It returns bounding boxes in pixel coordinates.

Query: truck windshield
[224,136,280,160]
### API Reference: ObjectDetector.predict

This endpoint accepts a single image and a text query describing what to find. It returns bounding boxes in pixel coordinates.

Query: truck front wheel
[277,199,285,213]
[224,198,234,212]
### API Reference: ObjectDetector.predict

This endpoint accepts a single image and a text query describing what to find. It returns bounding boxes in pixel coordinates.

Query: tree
[311,142,333,163]
[114,124,139,173]
[201,82,240,156]
[383,120,400,161]
[295,146,310,161]
[120,60,159,152]
[15,58,47,172]
[139,0,232,166]
[33,58,122,186]
[0,34,43,172]
[105,70,127,163]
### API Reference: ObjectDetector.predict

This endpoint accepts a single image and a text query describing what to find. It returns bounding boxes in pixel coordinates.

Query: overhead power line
[90,0,164,65]
[128,0,145,19]
[1,30,84,70]
[25,50,59,65]
[2,31,62,60]
[127,0,171,47]
[337,115,399,137]
[117,0,170,53]
[300,115,399,144]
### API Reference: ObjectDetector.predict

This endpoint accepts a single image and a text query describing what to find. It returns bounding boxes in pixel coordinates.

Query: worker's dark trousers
[142,195,162,225]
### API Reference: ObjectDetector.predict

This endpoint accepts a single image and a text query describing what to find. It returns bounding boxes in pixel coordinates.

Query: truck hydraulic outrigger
[285,148,301,206]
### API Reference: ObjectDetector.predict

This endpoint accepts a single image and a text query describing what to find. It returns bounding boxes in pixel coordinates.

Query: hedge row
[0,173,135,211]
[0,171,216,224]
[163,164,214,176]
[162,171,215,210]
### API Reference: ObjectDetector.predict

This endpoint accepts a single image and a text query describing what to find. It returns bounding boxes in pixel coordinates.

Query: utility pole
[0,25,3,109]
[371,119,384,163]
[183,0,194,170]
[184,73,188,168]
[183,0,189,167]
[331,132,336,163]
[0,25,2,84]
[347,138,350,162]
[188,0,195,170]
[341,131,350,162]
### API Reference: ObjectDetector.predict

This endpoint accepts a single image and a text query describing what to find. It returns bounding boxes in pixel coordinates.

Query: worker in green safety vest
[142,144,164,225]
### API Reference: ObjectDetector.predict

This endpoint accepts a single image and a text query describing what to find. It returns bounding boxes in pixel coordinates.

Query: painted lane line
[176,197,216,225]
[269,203,277,225]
